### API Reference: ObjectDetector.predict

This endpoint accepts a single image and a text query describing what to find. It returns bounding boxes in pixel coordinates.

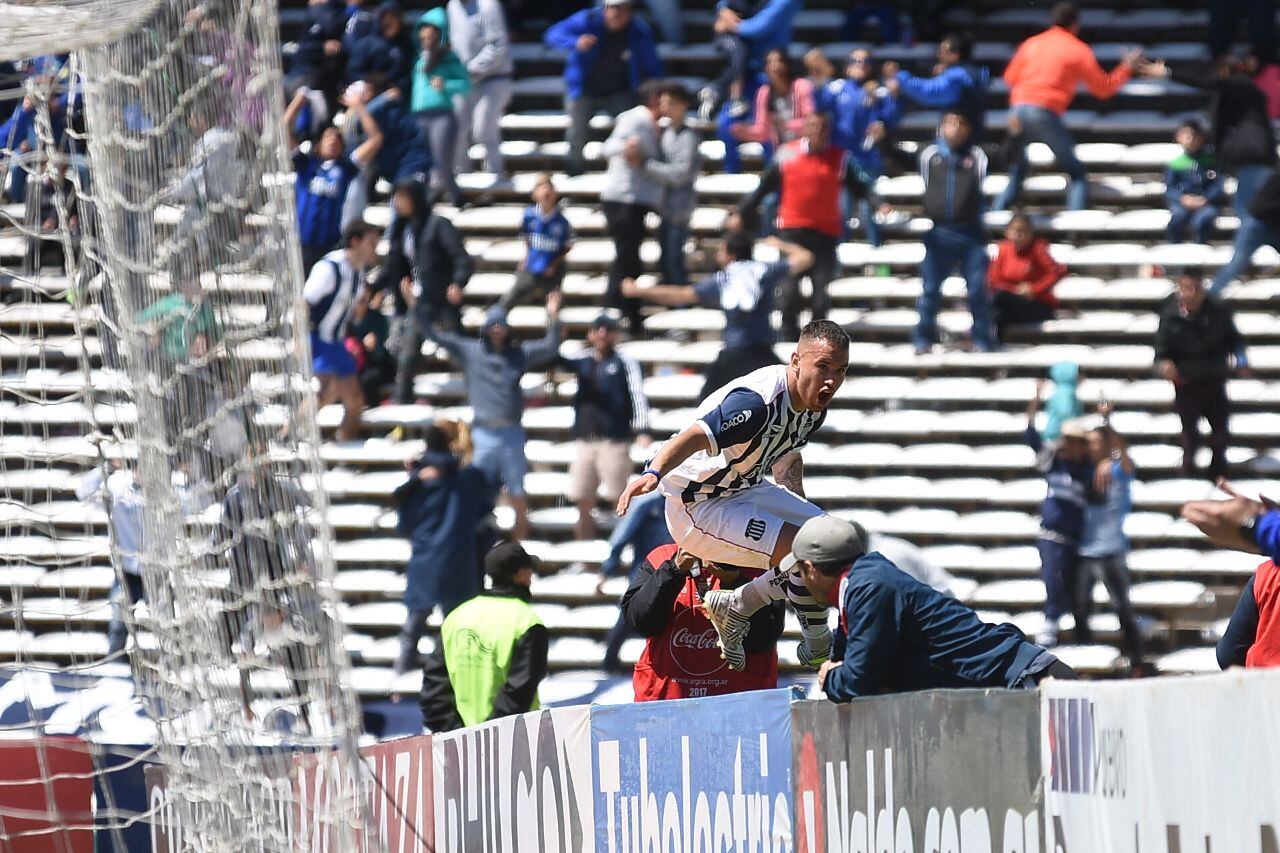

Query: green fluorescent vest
[440,594,544,728]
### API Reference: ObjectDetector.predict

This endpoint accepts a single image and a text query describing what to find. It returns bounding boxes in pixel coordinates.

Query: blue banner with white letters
[591,688,794,852]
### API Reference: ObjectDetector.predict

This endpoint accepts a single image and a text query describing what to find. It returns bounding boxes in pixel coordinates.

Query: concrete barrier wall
[792,689,1042,853]
[1043,670,1280,853]
[143,670,1280,851]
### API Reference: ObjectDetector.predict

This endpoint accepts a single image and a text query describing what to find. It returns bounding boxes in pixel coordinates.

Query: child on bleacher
[1025,383,1096,648]
[987,213,1067,343]
[1165,119,1224,245]
[501,173,574,311]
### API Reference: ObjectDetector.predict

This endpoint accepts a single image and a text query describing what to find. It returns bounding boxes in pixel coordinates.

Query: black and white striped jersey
[661,365,825,504]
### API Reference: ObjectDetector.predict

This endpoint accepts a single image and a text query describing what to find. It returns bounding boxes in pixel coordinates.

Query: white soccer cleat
[701,589,750,671]
[796,631,832,668]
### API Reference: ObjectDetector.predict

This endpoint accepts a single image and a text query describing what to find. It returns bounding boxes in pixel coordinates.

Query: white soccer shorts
[661,481,823,569]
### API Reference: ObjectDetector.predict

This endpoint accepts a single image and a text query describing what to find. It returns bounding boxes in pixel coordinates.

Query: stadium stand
[2,0,1277,709]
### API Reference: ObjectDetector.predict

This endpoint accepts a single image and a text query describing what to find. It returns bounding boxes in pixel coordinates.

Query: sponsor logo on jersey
[722,410,751,432]
[670,627,718,651]
[745,518,767,541]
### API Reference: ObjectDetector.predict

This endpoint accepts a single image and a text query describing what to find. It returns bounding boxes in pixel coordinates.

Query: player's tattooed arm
[773,452,805,498]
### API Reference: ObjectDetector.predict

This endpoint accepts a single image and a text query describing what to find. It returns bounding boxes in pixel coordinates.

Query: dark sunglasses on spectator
[848,57,870,65]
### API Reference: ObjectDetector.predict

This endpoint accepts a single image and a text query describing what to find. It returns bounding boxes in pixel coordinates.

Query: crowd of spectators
[8,0,1280,708]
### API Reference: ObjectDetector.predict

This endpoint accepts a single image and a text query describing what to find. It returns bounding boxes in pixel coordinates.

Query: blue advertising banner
[591,688,794,853]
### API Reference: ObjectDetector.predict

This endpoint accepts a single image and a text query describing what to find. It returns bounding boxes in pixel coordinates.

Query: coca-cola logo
[668,606,728,678]
[670,628,718,651]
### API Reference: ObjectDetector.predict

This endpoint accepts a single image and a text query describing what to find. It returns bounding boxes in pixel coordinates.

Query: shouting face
[789,335,849,411]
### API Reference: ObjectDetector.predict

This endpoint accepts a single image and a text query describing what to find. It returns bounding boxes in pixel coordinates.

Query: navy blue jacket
[292,0,348,86]
[1164,149,1225,207]
[366,96,432,181]
[823,552,1043,701]
[920,137,987,230]
[896,63,990,143]
[543,9,663,100]
[1218,571,1259,668]
[345,10,416,93]
[559,349,649,441]
[393,451,493,611]
[1025,425,1094,544]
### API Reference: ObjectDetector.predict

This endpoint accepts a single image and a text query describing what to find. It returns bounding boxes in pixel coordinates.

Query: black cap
[484,541,541,581]
[591,312,620,331]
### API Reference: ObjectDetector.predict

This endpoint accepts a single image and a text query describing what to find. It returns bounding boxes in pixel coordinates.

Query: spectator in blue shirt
[887,34,990,143]
[284,88,384,271]
[501,174,575,310]
[712,0,801,84]
[821,48,901,247]
[792,515,1075,702]
[622,232,812,398]
[1075,406,1148,674]
[544,0,663,176]
[1025,382,1096,647]
[1165,119,1225,244]
[344,79,432,189]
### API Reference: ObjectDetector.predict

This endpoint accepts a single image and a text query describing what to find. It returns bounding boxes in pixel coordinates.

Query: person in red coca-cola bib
[621,544,785,702]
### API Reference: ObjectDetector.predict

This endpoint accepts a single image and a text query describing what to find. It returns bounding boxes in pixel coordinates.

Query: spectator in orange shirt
[994,2,1157,211]
[987,214,1067,343]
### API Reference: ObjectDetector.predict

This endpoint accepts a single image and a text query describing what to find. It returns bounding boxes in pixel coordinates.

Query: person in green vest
[419,541,549,731]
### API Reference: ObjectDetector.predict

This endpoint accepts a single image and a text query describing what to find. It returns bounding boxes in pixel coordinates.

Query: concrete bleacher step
[2,0,1262,692]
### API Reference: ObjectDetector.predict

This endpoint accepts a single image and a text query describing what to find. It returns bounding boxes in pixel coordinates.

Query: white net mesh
[0,0,378,848]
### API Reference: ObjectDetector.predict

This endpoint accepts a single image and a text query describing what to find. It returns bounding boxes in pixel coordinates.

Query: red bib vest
[1248,559,1280,668]
[775,139,848,238]
[632,545,779,701]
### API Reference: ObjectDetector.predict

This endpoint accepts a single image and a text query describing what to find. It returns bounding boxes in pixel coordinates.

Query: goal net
[0,0,375,849]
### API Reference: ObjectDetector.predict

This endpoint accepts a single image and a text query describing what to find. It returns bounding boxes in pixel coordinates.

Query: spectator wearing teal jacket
[411,7,471,206]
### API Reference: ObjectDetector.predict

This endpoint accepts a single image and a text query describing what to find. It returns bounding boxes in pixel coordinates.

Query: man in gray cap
[792,515,1076,701]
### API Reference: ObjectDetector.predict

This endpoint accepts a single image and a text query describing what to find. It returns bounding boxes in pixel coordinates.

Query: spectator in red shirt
[987,214,1067,343]
[993,2,1155,211]
[621,545,784,701]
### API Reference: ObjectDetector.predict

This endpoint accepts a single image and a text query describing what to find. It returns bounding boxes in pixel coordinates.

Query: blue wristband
[642,467,661,481]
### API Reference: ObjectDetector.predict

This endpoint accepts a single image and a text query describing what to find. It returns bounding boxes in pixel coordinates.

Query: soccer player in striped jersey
[616,320,849,670]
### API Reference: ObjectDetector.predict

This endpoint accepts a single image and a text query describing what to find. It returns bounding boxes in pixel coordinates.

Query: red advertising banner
[0,736,94,853]
[295,734,435,852]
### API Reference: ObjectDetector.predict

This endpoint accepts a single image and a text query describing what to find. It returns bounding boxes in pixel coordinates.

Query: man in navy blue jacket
[791,515,1075,701]
[914,110,995,354]
[558,313,650,540]
[544,0,663,176]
